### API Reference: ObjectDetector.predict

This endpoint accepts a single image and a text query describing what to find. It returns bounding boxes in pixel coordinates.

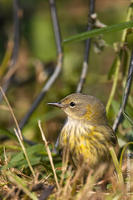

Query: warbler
[48,93,118,175]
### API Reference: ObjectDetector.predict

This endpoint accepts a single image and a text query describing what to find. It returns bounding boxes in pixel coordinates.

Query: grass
[0,139,133,199]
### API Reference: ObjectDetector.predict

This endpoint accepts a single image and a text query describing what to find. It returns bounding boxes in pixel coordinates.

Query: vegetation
[0,0,133,199]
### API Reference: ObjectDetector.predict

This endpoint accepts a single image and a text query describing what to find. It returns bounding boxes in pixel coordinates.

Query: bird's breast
[59,117,111,168]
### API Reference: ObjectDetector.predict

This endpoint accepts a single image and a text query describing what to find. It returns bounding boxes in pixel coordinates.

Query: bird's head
[48,93,107,125]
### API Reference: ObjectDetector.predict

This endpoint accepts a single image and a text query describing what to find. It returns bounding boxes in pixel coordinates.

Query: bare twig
[0,0,20,102]
[19,0,63,130]
[76,0,95,93]
[38,120,60,190]
[113,50,133,132]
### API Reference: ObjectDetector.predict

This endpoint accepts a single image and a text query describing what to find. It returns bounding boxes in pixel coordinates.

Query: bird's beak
[47,102,64,108]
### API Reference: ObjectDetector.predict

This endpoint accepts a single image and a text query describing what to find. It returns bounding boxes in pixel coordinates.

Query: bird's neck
[67,116,93,126]
[63,117,94,136]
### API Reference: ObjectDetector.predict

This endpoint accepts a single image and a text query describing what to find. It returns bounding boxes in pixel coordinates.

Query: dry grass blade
[0,87,35,178]
[3,147,8,165]
[59,147,70,187]
[14,128,36,178]
[38,120,60,190]
[0,86,22,140]
[61,172,73,199]
[76,172,94,200]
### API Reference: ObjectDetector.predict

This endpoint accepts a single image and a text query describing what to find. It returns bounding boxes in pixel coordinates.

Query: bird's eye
[70,102,76,107]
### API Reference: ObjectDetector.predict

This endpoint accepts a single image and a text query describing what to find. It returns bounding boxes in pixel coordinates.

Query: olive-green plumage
[48,93,118,171]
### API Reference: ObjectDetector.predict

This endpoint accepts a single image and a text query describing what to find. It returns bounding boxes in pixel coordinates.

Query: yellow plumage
[59,117,114,169]
[48,93,118,175]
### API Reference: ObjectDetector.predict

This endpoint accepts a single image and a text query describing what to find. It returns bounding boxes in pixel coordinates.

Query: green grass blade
[1,144,47,169]
[0,127,16,140]
[123,112,133,125]
[119,142,133,169]
[109,147,124,185]
[6,171,38,200]
[63,20,133,44]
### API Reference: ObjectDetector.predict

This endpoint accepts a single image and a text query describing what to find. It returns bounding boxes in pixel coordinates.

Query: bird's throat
[62,117,94,138]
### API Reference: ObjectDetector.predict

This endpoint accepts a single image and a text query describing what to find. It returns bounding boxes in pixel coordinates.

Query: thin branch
[0,0,20,102]
[113,50,133,132]
[49,0,62,54]
[76,0,95,93]
[12,0,20,66]
[19,0,63,130]
[19,54,63,130]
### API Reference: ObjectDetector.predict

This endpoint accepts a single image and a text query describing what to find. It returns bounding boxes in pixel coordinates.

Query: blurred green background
[0,0,132,145]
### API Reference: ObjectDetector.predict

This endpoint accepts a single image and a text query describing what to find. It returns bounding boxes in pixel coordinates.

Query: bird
[48,93,119,177]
